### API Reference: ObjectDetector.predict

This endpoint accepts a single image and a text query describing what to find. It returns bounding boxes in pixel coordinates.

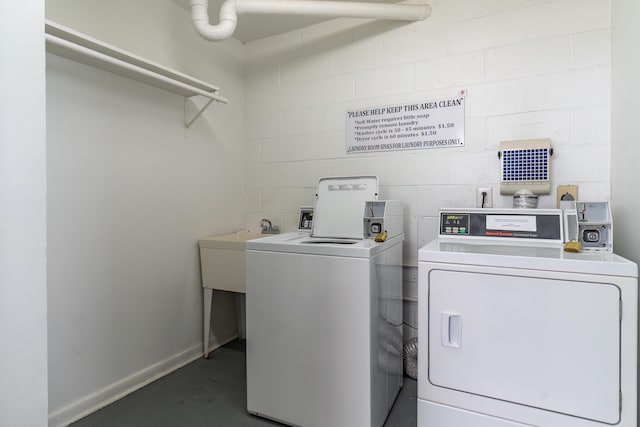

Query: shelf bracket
[185,96,215,128]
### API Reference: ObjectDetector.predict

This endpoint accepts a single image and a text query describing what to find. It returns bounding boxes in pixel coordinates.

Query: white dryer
[246,176,404,427]
[418,208,637,427]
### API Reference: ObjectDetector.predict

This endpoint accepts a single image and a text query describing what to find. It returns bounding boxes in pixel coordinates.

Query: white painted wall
[0,1,49,425]
[243,0,612,332]
[611,0,640,417]
[611,0,640,265]
[45,1,245,424]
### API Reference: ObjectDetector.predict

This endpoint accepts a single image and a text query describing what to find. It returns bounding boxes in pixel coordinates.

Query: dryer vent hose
[403,337,418,380]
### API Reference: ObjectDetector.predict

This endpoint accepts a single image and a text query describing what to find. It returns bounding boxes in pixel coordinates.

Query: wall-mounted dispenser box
[575,201,612,252]
[363,200,403,239]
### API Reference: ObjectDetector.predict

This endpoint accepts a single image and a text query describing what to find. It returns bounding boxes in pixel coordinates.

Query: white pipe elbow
[190,0,238,41]
[190,0,430,42]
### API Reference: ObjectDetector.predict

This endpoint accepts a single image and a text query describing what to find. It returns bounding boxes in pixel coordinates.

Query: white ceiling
[172,0,400,44]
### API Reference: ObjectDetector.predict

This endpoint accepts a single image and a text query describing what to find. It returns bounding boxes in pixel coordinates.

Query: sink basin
[198,230,265,293]
[198,231,264,251]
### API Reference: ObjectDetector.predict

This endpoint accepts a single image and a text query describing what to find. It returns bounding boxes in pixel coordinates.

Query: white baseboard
[49,329,238,427]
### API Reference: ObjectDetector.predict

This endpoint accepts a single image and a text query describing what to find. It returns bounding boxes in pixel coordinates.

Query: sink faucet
[260,218,280,234]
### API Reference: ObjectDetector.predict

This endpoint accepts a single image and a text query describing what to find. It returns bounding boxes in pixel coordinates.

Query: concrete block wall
[244,0,611,338]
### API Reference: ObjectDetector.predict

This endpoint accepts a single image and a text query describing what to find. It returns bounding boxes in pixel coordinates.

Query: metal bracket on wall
[185,97,215,128]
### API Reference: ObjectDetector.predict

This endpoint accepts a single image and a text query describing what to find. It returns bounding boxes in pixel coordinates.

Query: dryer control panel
[439,208,564,242]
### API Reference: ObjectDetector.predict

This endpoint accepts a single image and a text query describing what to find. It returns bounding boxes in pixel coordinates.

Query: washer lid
[311,176,378,239]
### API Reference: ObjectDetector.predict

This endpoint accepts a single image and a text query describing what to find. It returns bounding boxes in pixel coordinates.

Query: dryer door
[427,268,621,424]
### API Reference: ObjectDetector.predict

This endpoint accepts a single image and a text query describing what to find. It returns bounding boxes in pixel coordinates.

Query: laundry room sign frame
[346,95,465,153]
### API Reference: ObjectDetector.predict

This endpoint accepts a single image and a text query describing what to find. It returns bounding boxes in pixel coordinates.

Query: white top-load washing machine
[246,176,404,427]
[418,208,637,427]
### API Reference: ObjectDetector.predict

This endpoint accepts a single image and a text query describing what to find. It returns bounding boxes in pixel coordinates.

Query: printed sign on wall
[346,96,465,153]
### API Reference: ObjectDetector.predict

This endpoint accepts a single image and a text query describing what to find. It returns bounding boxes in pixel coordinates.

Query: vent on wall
[499,138,552,195]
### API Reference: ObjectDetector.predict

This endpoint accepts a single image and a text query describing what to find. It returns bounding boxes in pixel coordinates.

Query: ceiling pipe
[190,0,431,41]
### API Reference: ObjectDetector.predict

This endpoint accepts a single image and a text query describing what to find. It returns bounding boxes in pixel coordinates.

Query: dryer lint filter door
[311,176,378,239]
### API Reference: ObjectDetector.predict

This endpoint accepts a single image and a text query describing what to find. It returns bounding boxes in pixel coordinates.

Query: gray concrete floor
[71,340,417,426]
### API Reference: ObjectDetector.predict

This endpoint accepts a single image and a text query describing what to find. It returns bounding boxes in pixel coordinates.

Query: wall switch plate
[557,185,578,208]
[477,186,493,208]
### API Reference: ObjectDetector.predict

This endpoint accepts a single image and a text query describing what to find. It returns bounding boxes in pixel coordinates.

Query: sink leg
[234,293,246,340]
[203,288,213,358]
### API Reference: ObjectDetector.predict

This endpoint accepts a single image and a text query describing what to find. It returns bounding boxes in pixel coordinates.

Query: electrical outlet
[477,186,493,208]
[557,185,578,208]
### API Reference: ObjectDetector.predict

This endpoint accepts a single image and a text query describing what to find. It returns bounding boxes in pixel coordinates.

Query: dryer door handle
[441,312,462,348]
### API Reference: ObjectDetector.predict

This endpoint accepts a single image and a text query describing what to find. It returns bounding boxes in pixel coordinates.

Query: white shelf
[45,20,227,127]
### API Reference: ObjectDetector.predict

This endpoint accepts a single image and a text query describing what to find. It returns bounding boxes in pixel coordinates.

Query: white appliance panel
[427,268,620,424]
[419,400,531,427]
[247,251,372,426]
[312,175,378,239]
[418,208,637,427]
[246,231,402,258]
[418,261,637,427]
[419,239,636,276]
[246,239,403,427]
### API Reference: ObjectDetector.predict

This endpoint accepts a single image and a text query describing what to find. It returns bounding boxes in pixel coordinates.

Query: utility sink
[198,231,263,292]
[199,230,263,252]
[198,230,264,356]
